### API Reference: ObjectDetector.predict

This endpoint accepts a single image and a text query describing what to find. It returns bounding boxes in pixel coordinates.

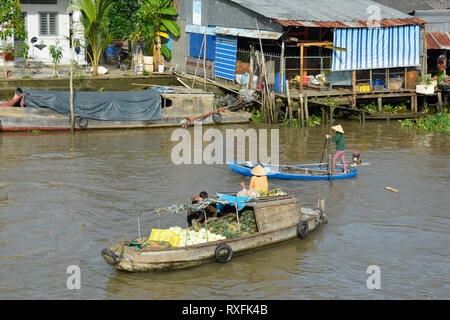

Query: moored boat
[228,161,358,180]
[0,87,251,131]
[101,195,327,272]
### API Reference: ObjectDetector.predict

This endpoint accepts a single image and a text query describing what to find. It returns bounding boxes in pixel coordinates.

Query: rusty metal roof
[228,0,426,27]
[276,18,427,28]
[426,32,450,49]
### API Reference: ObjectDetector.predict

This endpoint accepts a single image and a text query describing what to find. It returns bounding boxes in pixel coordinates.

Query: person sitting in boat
[238,165,269,197]
[187,191,217,226]
[325,125,348,174]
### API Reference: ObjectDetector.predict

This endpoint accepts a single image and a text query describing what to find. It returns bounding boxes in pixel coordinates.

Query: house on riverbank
[171,0,436,118]
[0,0,86,68]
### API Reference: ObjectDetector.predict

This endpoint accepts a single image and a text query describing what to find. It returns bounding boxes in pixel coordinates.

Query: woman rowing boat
[325,125,348,174]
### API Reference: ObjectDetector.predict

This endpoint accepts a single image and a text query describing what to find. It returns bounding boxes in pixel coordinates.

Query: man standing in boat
[325,125,348,174]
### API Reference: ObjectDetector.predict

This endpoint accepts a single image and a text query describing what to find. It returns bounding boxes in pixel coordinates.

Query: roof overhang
[275,18,427,28]
[186,25,282,40]
[214,27,282,40]
[426,32,450,50]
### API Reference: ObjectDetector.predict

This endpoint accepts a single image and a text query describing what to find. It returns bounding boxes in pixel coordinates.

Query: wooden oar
[319,138,328,168]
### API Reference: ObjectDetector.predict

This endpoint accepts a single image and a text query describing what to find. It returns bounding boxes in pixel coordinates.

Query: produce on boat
[101,193,327,272]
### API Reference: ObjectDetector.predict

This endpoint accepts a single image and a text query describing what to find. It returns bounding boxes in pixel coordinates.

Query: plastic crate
[149,229,182,247]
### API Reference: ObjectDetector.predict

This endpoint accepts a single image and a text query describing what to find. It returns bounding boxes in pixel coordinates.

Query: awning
[185,25,282,40]
[214,27,282,40]
[332,25,421,71]
[426,32,450,50]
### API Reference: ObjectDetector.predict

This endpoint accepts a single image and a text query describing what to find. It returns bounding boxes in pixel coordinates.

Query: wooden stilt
[304,95,309,125]
[377,96,382,112]
[437,92,443,112]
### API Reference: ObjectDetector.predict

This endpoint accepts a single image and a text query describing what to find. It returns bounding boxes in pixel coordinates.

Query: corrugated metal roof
[370,0,450,14]
[276,18,426,28]
[414,9,450,23]
[426,32,450,49]
[228,0,424,26]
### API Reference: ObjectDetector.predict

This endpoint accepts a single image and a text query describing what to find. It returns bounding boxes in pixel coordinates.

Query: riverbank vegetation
[360,103,408,114]
[399,112,449,133]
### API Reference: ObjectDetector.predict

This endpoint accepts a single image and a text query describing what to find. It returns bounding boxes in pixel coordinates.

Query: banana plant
[68,0,115,76]
[134,0,180,66]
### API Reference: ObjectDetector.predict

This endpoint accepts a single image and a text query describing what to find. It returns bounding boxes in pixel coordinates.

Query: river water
[0,121,449,299]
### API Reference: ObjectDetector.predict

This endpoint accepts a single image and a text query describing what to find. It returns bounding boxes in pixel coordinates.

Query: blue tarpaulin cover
[332,25,420,71]
[215,194,254,213]
[17,87,162,121]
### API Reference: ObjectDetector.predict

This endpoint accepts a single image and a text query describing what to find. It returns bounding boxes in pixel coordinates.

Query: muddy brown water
[0,121,449,299]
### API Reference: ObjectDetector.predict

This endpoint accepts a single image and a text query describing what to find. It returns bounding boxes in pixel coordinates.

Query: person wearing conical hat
[325,125,348,174]
[239,165,269,195]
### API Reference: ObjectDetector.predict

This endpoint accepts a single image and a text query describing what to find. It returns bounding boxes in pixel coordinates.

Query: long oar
[319,138,328,168]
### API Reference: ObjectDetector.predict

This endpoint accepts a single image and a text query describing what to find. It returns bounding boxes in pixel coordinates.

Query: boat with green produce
[101,194,327,272]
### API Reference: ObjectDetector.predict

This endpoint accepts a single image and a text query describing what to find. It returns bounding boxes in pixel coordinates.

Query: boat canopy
[16,87,162,121]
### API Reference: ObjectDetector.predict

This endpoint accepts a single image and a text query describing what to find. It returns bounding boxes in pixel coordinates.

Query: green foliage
[49,45,63,76]
[281,114,321,127]
[360,103,377,114]
[132,0,180,60]
[0,0,27,41]
[250,110,263,123]
[15,41,30,66]
[107,0,140,40]
[360,103,409,114]
[68,0,115,76]
[398,112,450,133]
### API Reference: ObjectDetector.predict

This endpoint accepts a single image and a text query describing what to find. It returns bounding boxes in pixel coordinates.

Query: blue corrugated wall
[214,34,237,80]
[189,33,216,61]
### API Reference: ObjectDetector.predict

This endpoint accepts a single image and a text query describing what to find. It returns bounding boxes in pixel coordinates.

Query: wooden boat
[101,195,327,272]
[228,161,358,180]
[0,86,250,131]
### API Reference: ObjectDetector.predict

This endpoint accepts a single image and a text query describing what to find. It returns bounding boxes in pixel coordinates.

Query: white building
[1,0,86,67]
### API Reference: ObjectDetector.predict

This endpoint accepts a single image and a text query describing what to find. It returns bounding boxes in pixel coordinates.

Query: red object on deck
[0,93,24,107]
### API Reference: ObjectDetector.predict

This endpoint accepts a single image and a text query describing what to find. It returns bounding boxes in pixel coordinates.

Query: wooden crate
[250,197,301,232]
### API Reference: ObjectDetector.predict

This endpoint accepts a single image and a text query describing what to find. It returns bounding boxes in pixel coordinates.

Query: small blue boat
[227,162,358,180]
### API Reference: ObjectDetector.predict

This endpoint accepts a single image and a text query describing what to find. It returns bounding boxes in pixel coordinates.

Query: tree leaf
[161,19,180,36]
[160,44,171,60]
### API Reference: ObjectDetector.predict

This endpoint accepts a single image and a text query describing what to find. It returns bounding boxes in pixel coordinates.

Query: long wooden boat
[228,161,358,180]
[101,195,327,272]
[0,87,250,131]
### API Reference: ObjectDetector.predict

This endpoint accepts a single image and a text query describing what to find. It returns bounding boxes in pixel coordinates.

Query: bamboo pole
[286,81,293,127]
[299,43,305,126]
[2,27,7,78]
[280,41,285,94]
[352,70,356,108]
[192,29,206,88]
[255,18,272,123]
[70,37,75,131]
[203,32,207,91]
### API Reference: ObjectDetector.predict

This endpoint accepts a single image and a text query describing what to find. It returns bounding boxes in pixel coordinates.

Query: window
[39,12,57,36]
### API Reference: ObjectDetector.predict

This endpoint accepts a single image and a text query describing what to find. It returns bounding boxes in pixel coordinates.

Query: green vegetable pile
[195,210,258,239]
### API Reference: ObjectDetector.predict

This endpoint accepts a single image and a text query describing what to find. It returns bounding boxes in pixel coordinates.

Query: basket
[149,229,182,247]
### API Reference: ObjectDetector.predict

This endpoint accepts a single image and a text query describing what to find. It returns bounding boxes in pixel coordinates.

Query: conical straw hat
[251,165,267,176]
[331,125,344,133]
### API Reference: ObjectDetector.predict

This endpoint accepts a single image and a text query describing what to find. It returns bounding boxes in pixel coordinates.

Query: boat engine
[349,152,361,166]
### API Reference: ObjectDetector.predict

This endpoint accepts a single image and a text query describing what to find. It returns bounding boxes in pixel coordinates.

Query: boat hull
[0,106,250,131]
[105,208,326,272]
[228,162,358,180]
